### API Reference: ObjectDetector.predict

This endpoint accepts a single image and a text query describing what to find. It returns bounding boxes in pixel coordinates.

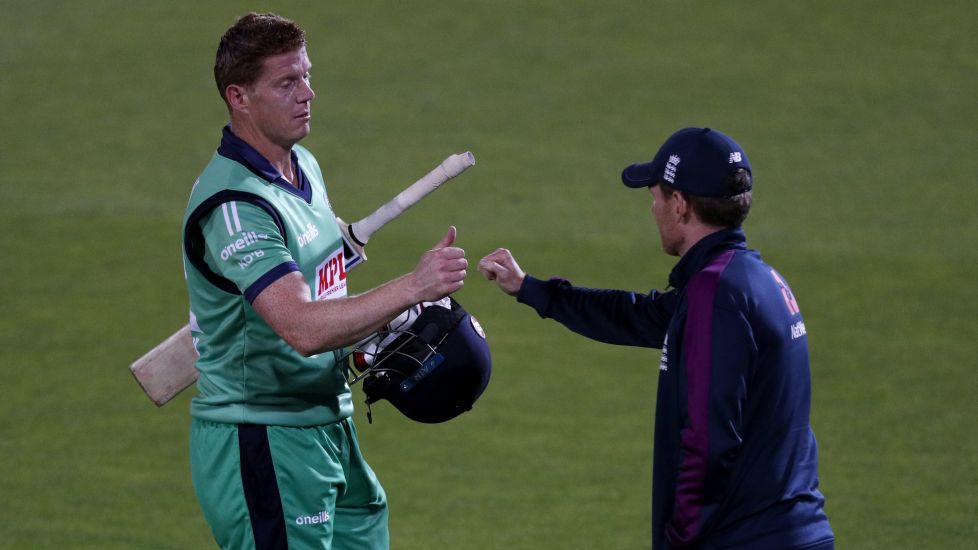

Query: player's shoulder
[688,248,759,300]
[715,248,796,307]
[712,249,769,286]
[195,153,265,194]
[185,158,279,224]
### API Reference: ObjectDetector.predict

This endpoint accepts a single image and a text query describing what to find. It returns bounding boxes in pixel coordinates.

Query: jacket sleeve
[516,275,676,348]
[666,295,755,546]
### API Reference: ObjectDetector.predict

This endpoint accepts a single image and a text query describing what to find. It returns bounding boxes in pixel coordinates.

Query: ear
[225,84,249,113]
[672,192,693,223]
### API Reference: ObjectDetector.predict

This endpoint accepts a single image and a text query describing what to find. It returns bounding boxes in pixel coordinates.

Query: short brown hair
[214,12,306,106]
[661,169,752,228]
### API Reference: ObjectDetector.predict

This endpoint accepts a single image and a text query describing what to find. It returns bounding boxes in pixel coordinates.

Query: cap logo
[664,155,680,184]
[728,152,742,163]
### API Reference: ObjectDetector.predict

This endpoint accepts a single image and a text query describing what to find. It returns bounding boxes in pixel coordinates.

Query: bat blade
[130,325,197,406]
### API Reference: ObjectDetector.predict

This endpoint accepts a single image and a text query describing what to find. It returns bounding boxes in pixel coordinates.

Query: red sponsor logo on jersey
[770,269,800,316]
[316,248,347,300]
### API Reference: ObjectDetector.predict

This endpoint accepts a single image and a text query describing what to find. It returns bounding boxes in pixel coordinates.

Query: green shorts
[190,417,388,549]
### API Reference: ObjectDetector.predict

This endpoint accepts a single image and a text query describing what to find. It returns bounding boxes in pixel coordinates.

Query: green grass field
[2,1,976,548]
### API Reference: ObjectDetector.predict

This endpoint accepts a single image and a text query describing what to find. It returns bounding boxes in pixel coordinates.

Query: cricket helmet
[348,297,491,424]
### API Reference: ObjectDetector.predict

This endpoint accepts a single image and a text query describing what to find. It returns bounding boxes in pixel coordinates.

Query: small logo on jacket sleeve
[790,321,807,340]
[659,334,669,371]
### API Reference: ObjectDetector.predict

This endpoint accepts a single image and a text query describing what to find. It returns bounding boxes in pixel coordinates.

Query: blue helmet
[348,297,491,424]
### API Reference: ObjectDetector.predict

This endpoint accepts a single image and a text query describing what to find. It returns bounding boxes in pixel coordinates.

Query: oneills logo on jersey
[218,201,271,270]
[315,247,347,300]
[220,231,271,270]
[297,223,320,247]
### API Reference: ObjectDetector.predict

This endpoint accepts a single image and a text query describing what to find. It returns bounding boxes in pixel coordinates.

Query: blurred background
[1,1,976,547]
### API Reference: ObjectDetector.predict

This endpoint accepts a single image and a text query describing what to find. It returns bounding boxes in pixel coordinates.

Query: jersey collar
[217,124,313,203]
[668,227,747,290]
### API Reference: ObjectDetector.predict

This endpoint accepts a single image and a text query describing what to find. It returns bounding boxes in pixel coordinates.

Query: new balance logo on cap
[729,152,742,163]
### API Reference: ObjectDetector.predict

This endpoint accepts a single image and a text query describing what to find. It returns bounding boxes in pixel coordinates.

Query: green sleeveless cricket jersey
[183,129,353,426]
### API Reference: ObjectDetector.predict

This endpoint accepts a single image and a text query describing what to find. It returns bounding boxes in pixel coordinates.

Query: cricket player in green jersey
[182,13,468,549]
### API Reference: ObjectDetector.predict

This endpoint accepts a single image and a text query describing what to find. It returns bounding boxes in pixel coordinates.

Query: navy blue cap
[621,127,751,197]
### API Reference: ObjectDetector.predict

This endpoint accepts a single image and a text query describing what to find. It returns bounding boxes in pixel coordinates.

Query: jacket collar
[668,227,747,289]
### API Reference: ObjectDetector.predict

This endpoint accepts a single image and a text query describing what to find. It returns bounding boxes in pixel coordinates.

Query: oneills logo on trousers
[295,510,330,525]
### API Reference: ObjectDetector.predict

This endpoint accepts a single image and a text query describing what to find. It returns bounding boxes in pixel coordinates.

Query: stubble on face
[650,185,682,257]
[248,47,315,151]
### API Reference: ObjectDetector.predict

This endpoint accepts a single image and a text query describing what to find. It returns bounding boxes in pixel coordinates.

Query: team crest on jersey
[315,247,347,300]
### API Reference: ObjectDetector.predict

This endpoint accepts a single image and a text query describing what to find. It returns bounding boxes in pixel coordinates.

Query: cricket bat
[130,152,476,406]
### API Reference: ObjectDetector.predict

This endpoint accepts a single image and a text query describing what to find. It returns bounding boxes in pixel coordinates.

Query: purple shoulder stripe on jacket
[667,248,736,546]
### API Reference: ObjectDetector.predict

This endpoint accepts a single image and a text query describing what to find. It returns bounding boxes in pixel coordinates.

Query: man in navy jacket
[478,128,834,549]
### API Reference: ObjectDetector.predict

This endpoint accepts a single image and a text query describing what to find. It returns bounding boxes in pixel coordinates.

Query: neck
[229,120,295,184]
[677,223,725,257]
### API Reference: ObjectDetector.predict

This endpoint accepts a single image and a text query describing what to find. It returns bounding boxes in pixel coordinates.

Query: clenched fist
[478,248,525,296]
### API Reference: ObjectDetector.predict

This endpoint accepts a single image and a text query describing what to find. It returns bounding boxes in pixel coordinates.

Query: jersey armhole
[243,261,300,304]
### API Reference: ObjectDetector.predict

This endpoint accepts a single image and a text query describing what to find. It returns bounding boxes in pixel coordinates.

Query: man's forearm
[517,275,672,348]
[253,271,420,356]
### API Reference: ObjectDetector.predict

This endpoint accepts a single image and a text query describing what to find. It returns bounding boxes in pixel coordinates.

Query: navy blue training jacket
[517,227,834,549]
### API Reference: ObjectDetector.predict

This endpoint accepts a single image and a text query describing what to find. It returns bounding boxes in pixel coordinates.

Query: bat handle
[347,223,367,247]
[351,152,475,245]
[440,151,476,180]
